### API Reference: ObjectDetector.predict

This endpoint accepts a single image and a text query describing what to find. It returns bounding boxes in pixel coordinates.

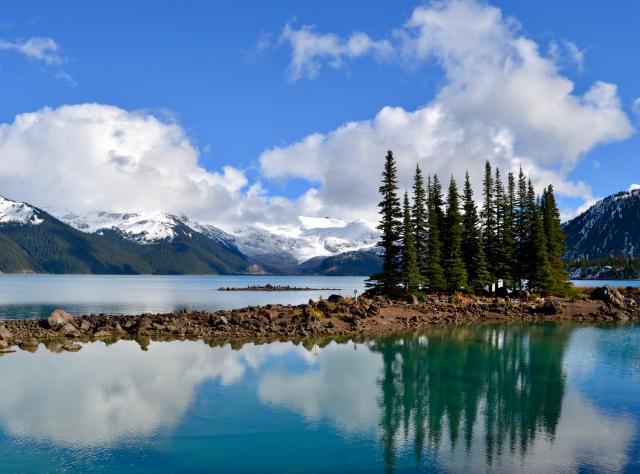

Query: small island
[218,284,341,292]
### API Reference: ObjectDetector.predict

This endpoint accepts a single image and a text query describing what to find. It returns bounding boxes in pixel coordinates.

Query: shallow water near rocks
[1,323,640,473]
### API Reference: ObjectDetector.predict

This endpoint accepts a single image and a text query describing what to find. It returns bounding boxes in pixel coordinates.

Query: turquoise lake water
[1,323,640,473]
[0,275,638,319]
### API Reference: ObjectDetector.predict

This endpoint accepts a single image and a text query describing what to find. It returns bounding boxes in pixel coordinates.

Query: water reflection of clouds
[0,340,311,446]
[258,342,382,432]
[0,329,637,473]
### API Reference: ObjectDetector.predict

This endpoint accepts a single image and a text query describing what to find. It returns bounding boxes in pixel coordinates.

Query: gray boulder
[541,300,565,315]
[48,309,75,330]
[592,286,626,309]
[0,325,11,342]
[61,323,80,337]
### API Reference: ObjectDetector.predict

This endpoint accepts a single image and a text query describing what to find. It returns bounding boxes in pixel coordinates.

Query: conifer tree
[402,192,422,292]
[432,174,445,239]
[461,171,491,291]
[443,176,467,291]
[481,161,497,284]
[493,167,508,284]
[426,175,446,291]
[515,167,529,290]
[526,181,552,293]
[541,185,570,295]
[503,171,517,288]
[368,150,403,295]
[412,165,429,277]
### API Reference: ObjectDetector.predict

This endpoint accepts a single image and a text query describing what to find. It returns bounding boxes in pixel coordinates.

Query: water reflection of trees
[371,324,569,472]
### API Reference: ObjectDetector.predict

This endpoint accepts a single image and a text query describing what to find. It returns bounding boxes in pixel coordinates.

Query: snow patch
[0,195,43,225]
[55,210,183,244]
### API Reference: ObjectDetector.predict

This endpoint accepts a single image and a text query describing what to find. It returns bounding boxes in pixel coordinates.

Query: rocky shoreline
[0,286,638,354]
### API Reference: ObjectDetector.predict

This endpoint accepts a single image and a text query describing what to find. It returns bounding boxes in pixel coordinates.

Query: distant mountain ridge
[0,195,381,275]
[6,186,639,277]
[0,196,259,275]
[563,188,640,260]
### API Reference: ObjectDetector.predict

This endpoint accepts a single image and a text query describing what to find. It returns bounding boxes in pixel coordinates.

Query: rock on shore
[0,287,638,354]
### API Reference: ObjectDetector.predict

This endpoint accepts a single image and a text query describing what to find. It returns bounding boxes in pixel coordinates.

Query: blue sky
[0,0,638,226]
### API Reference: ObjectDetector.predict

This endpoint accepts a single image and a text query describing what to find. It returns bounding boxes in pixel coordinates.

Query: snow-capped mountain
[563,188,640,259]
[0,195,44,226]
[54,210,379,263]
[55,210,190,243]
[227,217,379,263]
[1,195,380,275]
[0,198,258,275]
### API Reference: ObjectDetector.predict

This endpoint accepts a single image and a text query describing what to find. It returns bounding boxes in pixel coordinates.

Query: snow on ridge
[0,195,43,225]
[227,217,379,262]
[48,206,379,261]
[56,210,183,243]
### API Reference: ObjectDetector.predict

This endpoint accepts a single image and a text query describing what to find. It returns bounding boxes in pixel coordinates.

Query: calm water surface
[0,275,367,319]
[0,275,638,320]
[1,323,640,473]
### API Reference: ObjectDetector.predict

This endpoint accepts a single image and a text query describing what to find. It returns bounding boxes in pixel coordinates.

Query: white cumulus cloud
[0,103,304,226]
[262,0,632,222]
[280,22,393,81]
[0,1,633,227]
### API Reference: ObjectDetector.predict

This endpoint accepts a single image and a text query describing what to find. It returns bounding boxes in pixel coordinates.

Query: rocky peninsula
[0,286,638,354]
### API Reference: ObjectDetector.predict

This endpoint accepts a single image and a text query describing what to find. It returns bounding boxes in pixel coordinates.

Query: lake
[0,275,367,319]
[1,323,640,473]
[0,275,638,320]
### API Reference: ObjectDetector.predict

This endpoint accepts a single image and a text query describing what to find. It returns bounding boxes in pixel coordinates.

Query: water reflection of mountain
[372,324,568,473]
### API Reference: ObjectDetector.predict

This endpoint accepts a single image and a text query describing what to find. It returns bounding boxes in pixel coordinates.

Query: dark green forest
[368,151,571,297]
[0,211,258,275]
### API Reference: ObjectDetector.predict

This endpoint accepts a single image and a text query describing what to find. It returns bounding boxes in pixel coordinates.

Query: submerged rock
[18,338,39,353]
[63,343,82,352]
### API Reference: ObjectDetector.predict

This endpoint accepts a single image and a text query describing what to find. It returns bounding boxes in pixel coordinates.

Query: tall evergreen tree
[412,165,429,278]
[432,174,445,239]
[541,185,570,295]
[443,176,468,291]
[481,161,497,283]
[515,167,529,290]
[368,150,403,295]
[461,171,491,291]
[493,167,508,284]
[402,192,422,292]
[526,181,552,293]
[426,175,446,291]
[503,171,517,289]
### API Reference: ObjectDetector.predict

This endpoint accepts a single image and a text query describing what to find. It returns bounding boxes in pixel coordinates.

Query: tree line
[368,150,570,297]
